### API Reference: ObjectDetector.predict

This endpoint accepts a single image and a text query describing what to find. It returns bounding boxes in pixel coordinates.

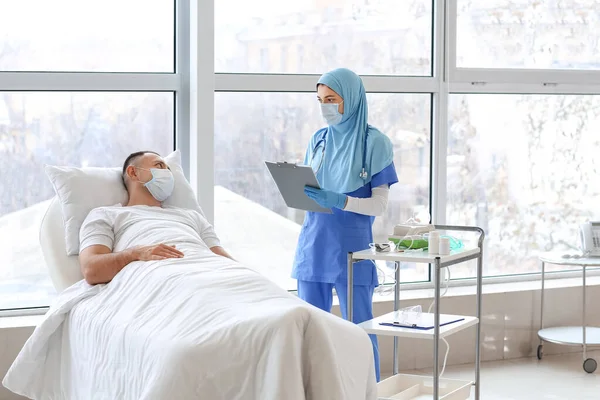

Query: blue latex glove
[304,186,347,209]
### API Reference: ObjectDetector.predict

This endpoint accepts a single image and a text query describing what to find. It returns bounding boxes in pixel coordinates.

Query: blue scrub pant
[297,280,380,382]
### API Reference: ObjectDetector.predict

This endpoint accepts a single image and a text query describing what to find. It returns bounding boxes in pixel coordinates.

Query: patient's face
[130,153,170,184]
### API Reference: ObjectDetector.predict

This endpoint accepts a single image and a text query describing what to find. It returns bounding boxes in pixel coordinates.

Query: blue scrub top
[292,163,398,286]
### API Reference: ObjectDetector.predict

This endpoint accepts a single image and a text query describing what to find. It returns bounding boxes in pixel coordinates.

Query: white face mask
[137,168,175,202]
[320,102,343,125]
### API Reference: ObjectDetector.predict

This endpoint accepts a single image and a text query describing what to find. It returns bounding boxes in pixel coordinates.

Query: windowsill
[335,274,600,306]
[0,315,42,330]
[2,275,599,329]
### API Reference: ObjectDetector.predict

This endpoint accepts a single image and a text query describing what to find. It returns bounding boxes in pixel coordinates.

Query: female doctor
[292,68,398,381]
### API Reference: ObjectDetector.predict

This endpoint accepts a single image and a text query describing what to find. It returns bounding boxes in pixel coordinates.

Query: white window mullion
[431,0,449,225]
[452,68,600,86]
[446,0,458,82]
[432,98,449,224]
[190,0,215,223]
[215,73,438,94]
[0,72,179,91]
[363,76,438,94]
[450,81,600,95]
[176,0,191,177]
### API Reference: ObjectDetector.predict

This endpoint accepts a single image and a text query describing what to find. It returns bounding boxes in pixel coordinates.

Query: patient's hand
[134,244,184,261]
[80,243,183,285]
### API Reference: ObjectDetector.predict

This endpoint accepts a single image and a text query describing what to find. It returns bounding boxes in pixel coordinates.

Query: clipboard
[379,315,465,331]
[265,161,333,214]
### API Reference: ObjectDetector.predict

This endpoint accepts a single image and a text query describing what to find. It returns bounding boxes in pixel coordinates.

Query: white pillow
[161,152,205,217]
[45,150,203,256]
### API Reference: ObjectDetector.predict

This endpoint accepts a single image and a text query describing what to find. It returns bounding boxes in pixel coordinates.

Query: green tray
[389,237,429,250]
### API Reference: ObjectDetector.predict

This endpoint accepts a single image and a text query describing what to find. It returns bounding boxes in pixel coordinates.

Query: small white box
[378,373,472,400]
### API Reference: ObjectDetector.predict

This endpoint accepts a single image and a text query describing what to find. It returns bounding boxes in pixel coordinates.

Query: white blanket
[3,246,377,400]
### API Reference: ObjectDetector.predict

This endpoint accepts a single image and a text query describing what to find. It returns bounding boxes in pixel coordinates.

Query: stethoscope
[311,130,369,180]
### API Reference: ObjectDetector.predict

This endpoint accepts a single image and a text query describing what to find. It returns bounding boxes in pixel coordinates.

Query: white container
[377,374,472,400]
[427,231,440,255]
[439,237,450,255]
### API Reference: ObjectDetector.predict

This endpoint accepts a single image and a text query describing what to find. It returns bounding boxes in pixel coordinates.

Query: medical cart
[537,253,600,373]
[347,225,484,400]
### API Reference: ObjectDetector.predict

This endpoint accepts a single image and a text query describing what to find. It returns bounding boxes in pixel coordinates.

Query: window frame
[444,0,600,283]
[5,0,600,315]
[0,0,186,314]
[209,0,441,288]
[448,0,600,87]
[200,0,600,290]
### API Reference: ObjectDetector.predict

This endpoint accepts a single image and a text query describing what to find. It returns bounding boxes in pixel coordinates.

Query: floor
[397,350,600,399]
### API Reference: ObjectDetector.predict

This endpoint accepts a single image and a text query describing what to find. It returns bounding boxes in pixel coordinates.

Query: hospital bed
[4,189,377,399]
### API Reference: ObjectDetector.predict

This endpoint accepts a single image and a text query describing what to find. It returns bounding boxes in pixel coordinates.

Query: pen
[380,321,417,328]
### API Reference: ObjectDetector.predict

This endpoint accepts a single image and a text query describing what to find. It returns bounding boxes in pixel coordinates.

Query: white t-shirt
[79,205,221,254]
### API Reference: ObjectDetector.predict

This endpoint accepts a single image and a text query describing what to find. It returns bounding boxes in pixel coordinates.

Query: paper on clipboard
[379,313,465,331]
[264,161,333,214]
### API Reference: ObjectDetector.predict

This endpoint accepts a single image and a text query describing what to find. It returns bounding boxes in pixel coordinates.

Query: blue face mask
[320,102,343,126]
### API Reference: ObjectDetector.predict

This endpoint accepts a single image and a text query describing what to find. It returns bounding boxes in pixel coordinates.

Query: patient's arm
[191,210,234,260]
[210,246,235,261]
[79,243,184,285]
[79,245,136,285]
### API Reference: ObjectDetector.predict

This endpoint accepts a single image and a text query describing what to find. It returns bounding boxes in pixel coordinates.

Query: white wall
[335,283,600,375]
[0,327,34,400]
[1,284,599,399]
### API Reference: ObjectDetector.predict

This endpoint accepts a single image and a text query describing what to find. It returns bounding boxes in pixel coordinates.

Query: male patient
[79,151,233,285]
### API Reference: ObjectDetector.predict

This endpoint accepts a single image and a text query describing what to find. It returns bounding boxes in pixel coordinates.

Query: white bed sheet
[3,244,377,400]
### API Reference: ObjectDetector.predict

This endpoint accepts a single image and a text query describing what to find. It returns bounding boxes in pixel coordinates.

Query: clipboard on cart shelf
[379,313,465,331]
[265,161,333,214]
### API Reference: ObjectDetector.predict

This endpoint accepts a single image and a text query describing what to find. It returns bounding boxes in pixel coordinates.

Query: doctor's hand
[304,186,348,209]
[133,244,184,261]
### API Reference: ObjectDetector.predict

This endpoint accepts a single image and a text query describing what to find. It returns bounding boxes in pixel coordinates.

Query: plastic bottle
[428,231,440,254]
[439,237,451,255]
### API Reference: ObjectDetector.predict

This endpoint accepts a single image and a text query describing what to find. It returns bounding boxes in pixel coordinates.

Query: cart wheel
[583,358,597,374]
[537,344,543,360]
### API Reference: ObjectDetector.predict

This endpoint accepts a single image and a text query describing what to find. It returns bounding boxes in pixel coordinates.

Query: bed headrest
[40,197,84,292]
[44,149,205,257]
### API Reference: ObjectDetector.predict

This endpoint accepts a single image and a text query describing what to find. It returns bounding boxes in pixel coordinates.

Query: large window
[214,93,431,290]
[0,1,179,312]
[447,94,600,278]
[6,0,600,313]
[0,0,174,72]
[215,0,433,76]
[456,0,600,70]
[447,0,600,280]
[210,0,600,290]
[0,92,174,310]
[213,0,437,292]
